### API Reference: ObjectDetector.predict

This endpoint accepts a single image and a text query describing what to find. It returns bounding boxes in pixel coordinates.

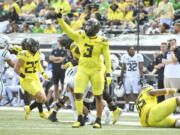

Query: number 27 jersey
[121,53,143,77]
[17,50,42,79]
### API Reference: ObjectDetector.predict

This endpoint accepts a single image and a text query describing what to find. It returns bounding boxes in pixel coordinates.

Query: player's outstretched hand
[57,8,63,18]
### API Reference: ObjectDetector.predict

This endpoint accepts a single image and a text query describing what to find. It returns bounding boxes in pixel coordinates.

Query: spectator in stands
[123,5,134,27]
[150,42,168,103]
[131,4,148,25]
[119,0,128,13]
[108,3,123,25]
[32,18,44,33]
[5,20,19,33]
[46,7,58,23]
[0,2,9,33]
[20,0,36,19]
[55,0,71,15]
[44,19,56,33]
[157,0,174,26]
[8,6,19,23]
[99,0,109,17]
[147,8,156,22]
[170,0,180,11]
[49,0,59,8]
[145,21,159,34]
[159,22,170,34]
[19,22,32,33]
[143,0,153,7]
[3,0,21,15]
[35,0,45,17]
[76,0,91,7]
[70,12,82,31]
[80,5,91,23]
[39,3,49,17]
[173,22,180,34]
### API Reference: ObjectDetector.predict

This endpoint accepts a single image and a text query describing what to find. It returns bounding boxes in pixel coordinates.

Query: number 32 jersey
[17,50,43,80]
[121,53,143,77]
[136,88,157,126]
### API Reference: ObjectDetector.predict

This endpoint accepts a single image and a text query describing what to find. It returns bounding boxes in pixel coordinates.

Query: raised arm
[57,10,79,42]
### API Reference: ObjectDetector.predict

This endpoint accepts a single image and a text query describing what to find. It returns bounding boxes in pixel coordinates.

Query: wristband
[20,73,25,78]
[106,73,110,77]
[165,89,169,95]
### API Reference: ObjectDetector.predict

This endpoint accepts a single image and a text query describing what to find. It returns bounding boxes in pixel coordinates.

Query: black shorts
[52,71,65,85]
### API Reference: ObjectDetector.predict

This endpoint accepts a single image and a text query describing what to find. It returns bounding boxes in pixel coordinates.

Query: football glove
[42,73,49,80]
[106,73,111,87]
[118,76,123,85]
[65,62,73,68]
[139,77,145,86]
[57,8,63,18]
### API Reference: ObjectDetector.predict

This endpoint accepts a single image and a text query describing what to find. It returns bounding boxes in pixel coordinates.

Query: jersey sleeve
[4,50,11,61]
[102,38,111,74]
[17,51,27,61]
[137,54,144,62]
[58,18,80,42]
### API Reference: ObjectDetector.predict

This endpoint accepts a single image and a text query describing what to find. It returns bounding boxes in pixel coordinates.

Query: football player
[14,38,49,120]
[63,41,122,125]
[120,46,144,112]
[0,35,14,100]
[57,10,111,128]
[136,85,180,127]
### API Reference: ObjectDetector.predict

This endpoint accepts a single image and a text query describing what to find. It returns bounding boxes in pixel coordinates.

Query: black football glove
[57,9,63,18]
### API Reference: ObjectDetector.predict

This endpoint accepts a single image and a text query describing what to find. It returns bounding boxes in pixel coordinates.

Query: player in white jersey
[48,66,96,124]
[0,35,14,100]
[120,46,144,112]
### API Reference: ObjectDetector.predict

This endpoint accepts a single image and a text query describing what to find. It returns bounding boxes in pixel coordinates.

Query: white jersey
[0,49,11,73]
[121,53,143,78]
[2,69,13,86]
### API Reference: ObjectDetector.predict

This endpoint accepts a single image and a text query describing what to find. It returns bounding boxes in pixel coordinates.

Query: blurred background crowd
[0,0,180,36]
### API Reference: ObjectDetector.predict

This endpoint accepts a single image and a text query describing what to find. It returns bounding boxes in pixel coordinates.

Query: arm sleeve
[102,40,111,74]
[58,18,79,42]
[138,54,144,62]
[4,51,11,60]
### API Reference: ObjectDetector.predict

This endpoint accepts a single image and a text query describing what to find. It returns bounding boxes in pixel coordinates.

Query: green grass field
[0,107,179,135]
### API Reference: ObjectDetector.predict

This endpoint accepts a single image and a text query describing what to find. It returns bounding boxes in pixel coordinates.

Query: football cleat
[112,108,122,124]
[24,105,31,120]
[72,116,85,128]
[93,122,102,128]
[48,112,59,122]
[39,112,48,119]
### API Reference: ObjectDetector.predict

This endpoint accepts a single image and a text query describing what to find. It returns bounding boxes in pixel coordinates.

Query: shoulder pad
[18,50,28,57]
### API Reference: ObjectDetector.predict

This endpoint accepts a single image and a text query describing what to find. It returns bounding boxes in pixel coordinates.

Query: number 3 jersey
[121,53,143,78]
[17,50,43,80]
[58,18,111,74]
[136,87,157,126]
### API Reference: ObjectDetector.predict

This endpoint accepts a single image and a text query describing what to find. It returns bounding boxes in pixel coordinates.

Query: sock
[37,103,43,113]
[30,101,38,110]
[75,99,83,115]
[73,110,78,121]
[45,102,50,111]
[95,117,101,124]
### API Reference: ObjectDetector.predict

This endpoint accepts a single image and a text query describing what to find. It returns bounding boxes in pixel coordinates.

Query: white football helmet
[111,54,119,70]
[0,35,11,49]
[114,82,125,97]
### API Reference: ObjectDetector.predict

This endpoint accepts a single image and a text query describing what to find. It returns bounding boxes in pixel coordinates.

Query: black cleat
[48,112,59,122]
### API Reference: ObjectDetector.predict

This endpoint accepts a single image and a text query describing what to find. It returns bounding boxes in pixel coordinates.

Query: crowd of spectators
[0,0,180,36]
